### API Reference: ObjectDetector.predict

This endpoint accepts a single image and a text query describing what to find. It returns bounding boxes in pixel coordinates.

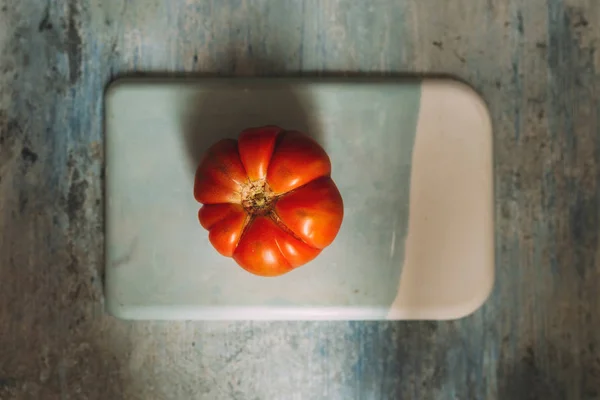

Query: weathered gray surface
[1,0,599,399]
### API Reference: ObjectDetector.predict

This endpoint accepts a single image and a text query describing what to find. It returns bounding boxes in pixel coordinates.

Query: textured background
[1,0,599,399]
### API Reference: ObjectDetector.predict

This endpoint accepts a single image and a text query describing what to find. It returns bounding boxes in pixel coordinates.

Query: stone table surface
[1,0,599,399]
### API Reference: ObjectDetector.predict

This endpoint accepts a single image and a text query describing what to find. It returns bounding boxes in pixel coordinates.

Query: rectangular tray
[104,77,494,320]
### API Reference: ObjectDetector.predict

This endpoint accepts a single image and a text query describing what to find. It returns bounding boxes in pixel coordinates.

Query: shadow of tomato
[180,62,321,176]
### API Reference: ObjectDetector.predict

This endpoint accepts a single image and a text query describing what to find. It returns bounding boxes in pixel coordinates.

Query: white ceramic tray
[104,77,494,320]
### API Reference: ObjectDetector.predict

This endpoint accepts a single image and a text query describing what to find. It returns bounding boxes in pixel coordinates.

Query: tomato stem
[241,180,275,216]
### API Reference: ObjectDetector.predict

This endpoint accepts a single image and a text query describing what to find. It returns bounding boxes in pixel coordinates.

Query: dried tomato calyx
[241,180,275,216]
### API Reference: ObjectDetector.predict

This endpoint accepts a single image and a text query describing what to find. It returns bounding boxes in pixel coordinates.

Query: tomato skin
[194,126,344,277]
[274,176,344,249]
[266,131,332,194]
[198,204,248,257]
[232,216,322,277]
[193,139,247,204]
[238,126,281,181]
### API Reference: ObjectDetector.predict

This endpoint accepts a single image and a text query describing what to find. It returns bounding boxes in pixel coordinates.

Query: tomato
[193,126,344,277]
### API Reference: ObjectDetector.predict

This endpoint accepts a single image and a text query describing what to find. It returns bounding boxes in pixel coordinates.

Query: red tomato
[194,126,344,277]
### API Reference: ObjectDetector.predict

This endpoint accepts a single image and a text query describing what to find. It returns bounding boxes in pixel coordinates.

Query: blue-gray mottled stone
[0,0,599,399]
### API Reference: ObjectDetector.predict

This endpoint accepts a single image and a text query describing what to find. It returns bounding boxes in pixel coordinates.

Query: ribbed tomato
[193,126,344,277]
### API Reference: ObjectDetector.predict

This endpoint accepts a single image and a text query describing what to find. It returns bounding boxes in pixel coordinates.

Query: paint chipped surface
[1,0,600,398]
